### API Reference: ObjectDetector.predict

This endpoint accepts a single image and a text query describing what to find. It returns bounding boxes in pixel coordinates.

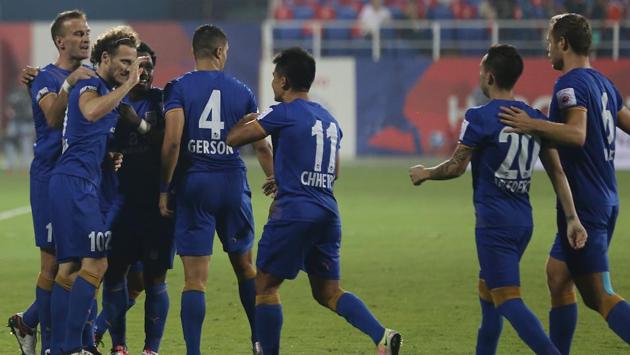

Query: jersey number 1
[311,120,338,173]
[198,90,223,139]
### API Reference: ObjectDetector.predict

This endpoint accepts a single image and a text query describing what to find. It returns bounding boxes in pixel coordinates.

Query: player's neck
[282,91,309,103]
[489,89,514,101]
[195,58,222,72]
[54,53,82,72]
[561,54,590,74]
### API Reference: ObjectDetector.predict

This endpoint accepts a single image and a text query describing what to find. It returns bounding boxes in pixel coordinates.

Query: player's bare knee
[490,286,521,307]
[183,279,206,292]
[313,287,345,311]
[81,257,108,277]
[478,279,493,303]
[256,292,281,306]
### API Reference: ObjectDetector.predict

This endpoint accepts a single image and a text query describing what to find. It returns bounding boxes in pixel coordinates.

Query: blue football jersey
[257,99,342,222]
[52,75,119,187]
[163,71,257,173]
[548,68,622,209]
[460,100,547,228]
[29,64,70,178]
[113,88,163,208]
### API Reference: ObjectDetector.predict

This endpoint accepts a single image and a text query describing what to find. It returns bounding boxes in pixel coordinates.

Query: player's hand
[126,56,150,88]
[262,175,277,198]
[109,152,124,171]
[498,106,536,134]
[409,164,430,186]
[566,217,588,250]
[159,192,174,218]
[66,66,97,87]
[21,66,39,86]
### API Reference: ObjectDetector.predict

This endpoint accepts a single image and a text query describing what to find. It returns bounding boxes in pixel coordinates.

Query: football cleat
[67,351,96,355]
[84,345,102,355]
[110,345,128,355]
[141,349,158,355]
[7,312,37,355]
[377,328,402,355]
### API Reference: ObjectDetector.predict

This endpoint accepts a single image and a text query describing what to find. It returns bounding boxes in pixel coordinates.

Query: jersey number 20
[495,127,540,180]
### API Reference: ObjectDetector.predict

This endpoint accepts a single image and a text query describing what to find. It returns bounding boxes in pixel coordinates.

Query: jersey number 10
[311,120,338,173]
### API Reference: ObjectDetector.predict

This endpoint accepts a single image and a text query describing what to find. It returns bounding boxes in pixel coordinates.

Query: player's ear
[101,51,110,65]
[560,36,569,52]
[55,36,64,50]
[281,76,290,91]
[487,72,494,86]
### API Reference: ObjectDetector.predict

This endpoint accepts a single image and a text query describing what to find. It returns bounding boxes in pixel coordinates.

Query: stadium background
[0,0,629,354]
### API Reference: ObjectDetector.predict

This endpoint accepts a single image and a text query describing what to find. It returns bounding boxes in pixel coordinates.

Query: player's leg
[101,256,131,351]
[51,261,80,355]
[564,206,630,344]
[546,255,577,355]
[254,271,284,355]
[478,227,559,355]
[476,279,502,355]
[573,272,630,343]
[305,222,399,354]
[180,255,209,355]
[228,251,257,347]
[216,170,257,350]
[142,267,168,355]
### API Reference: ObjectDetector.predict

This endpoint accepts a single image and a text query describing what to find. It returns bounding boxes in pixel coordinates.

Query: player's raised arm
[618,106,630,135]
[409,143,473,186]
[79,56,147,122]
[539,143,587,249]
[39,66,97,128]
[498,105,587,146]
[227,112,268,147]
[159,107,184,217]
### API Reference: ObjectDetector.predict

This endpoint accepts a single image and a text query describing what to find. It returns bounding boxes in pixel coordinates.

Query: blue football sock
[50,282,70,355]
[95,296,136,339]
[36,287,52,352]
[606,301,630,344]
[476,298,503,355]
[549,303,577,355]
[144,283,169,351]
[497,299,559,355]
[335,292,385,344]
[82,299,97,348]
[255,304,282,355]
[63,275,98,353]
[103,279,129,347]
[181,290,205,355]
[22,301,39,329]
[238,278,256,343]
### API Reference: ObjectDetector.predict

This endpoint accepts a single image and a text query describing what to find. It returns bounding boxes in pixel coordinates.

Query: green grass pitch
[1,159,629,354]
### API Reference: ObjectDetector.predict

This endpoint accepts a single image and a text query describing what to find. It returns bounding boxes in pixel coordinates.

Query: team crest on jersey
[556,88,577,109]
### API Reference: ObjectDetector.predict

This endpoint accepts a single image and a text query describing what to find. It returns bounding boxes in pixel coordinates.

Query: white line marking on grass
[0,206,31,221]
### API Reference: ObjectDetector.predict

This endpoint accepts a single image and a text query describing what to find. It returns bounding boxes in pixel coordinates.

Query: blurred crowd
[272,0,630,22]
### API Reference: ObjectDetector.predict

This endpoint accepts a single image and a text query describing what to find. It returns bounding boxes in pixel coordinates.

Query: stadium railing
[262,19,630,61]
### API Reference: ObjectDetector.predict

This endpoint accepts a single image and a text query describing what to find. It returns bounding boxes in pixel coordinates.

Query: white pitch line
[0,206,31,221]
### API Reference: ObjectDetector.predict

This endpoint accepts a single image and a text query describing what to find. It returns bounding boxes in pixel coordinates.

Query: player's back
[29,64,70,178]
[164,71,257,173]
[53,76,119,187]
[461,99,546,228]
[258,99,341,223]
[549,68,621,208]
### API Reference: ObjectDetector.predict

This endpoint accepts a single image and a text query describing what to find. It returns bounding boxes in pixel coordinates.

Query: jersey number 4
[198,89,224,139]
[495,127,540,180]
[311,120,338,173]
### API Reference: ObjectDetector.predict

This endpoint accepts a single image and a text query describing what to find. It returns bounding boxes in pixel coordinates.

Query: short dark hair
[137,41,157,66]
[272,47,315,92]
[90,26,139,65]
[50,10,86,48]
[483,44,523,91]
[192,24,227,59]
[550,13,591,56]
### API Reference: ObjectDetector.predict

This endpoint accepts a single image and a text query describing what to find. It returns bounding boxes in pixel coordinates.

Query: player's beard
[552,57,564,71]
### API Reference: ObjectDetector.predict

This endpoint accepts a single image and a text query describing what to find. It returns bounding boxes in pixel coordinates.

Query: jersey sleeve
[553,76,588,112]
[458,108,485,148]
[613,85,624,113]
[30,71,60,104]
[243,85,258,113]
[163,79,183,114]
[75,77,99,97]
[257,105,291,134]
